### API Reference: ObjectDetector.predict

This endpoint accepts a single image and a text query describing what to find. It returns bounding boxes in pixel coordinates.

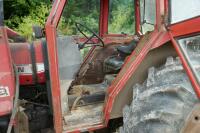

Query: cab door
[168,0,200,98]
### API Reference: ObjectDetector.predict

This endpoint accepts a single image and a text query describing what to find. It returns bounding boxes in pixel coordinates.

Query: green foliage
[109,0,135,34]
[4,0,51,40]
[14,4,50,40]
[58,0,135,35]
[58,0,100,35]
[4,0,135,39]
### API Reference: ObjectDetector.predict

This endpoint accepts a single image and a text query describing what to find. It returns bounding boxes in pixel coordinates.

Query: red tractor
[1,0,200,132]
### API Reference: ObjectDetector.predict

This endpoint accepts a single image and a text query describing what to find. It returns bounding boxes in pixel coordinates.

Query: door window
[108,0,135,34]
[139,0,156,34]
[178,35,200,82]
[170,0,200,24]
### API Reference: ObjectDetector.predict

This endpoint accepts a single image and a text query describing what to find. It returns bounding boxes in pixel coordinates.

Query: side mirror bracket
[32,25,44,39]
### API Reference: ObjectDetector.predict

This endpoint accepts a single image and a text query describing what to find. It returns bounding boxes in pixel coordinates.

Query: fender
[0,27,15,116]
[110,42,177,119]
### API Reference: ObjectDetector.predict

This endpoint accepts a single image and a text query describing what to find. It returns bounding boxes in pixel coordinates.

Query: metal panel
[99,0,109,37]
[45,0,68,132]
[57,36,82,80]
[0,27,15,116]
[169,17,200,37]
[110,43,176,119]
[168,16,200,99]
[104,0,168,124]
[56,36,82,115]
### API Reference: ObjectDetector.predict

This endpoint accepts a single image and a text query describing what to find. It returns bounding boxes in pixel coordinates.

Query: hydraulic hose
[7,65,19,133]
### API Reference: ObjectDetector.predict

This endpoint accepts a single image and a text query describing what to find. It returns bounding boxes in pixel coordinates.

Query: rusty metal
[63,103,104,132]
[72,43,123,85]
[182,103,200,133]
[43,0,200,132]
[14,107,29,133]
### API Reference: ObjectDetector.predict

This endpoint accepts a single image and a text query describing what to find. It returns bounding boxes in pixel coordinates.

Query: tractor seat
[104,55,125,73]
[104,39,138,73]
[68,74,116,107]
[116,39,138,55]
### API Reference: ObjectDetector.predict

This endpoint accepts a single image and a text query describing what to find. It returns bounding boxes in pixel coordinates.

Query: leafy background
[4,0,135,40]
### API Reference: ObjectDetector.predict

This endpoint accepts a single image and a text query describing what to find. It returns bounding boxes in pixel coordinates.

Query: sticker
[0,86,10,97]
[16,63,45,75]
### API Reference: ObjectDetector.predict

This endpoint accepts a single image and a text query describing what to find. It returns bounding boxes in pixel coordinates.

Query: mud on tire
[120,57,199,133]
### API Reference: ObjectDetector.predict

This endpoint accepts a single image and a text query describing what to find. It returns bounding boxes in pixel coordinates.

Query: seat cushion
[116,39,138,55]
[104,55,124,73]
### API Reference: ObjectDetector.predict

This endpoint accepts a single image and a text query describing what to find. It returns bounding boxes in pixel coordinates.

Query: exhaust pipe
[0,0,3,26]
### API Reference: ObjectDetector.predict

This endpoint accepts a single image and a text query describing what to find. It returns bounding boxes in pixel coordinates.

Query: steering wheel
[75,22,104,49]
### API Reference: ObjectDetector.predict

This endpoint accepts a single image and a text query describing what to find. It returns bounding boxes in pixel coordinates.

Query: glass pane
[170,0,200,24]
[57,0,100,35]
[140,0,156,34]
[144,0,156,24]
[108,0,135,34]
[178,35,200,82]
[57,0,100,61]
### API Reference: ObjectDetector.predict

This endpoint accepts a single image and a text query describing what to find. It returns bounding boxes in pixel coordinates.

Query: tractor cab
[45,0,156,132]
[1,0,200,132]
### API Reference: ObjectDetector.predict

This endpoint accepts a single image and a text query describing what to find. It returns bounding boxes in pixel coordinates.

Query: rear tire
[120,57,199,133]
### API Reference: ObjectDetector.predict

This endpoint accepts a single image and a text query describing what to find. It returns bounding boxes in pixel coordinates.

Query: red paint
[103,34,129,37]
[0,27,15,116]
[104,30,166,125]
[44,0,200,132]
[6,27,20,38]
[169,32,200,98]
[99,0,109,37]
[45,25,63,133]
[168,17,200,99]
[103,0,167,125]
[45,0,68,132]
[19,73,45,86]
[9,41,46,85]
[164,0,169,16]
[170,17,200,37]
[44,0,172,132]
[135,0,141,35]
[152,31,170,48]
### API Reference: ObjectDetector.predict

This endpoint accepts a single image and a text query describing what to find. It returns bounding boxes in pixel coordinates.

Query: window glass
[140,0,156,34]
[57,0,100,35]
[170,0,200,24]
[108,0,135,34]
[178,35,200,82]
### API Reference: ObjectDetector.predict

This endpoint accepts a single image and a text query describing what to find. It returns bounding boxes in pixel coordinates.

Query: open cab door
[168,0,200,99]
